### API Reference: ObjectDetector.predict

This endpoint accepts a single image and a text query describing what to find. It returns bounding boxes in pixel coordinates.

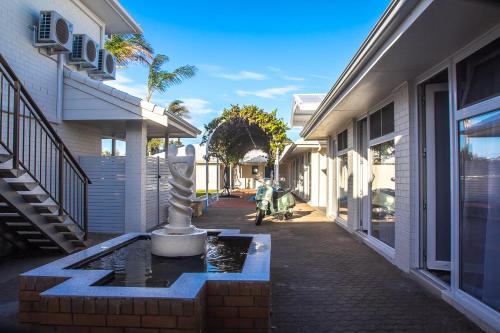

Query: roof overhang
[62,70,201,139]
[290,94,326,128]
[279,139,327,163]
[80,0,143,34]
[301,0,500,139]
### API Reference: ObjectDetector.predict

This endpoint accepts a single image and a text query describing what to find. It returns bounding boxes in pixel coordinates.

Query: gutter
[300,0,417,139]
[105,0,143,34]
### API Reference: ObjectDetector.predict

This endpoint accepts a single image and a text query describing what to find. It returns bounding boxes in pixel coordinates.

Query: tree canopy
[202,105,289,166]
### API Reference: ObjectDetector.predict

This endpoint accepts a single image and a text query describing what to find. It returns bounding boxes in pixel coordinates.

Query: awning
[291,94,326,128]
[62,70,201,139]
[279,139,327,163]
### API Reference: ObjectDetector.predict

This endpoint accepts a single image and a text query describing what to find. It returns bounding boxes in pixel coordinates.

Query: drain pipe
[56,54,64,121]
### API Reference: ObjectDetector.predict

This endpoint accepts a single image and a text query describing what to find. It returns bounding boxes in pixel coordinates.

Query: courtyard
[0,192,481,332]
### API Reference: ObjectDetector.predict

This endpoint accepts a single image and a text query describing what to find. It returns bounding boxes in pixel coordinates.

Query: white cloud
[105,72,147,98]
[216,71,267,81]
[309,74,331,80]
[236,85,299,99]
[181,98,215,115]
[283,76,305,81]
[266,66,282,72]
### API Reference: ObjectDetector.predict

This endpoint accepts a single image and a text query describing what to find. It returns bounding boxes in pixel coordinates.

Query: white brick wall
[0,0,105,159]
[0,0,102,121]
[393,82,411,272]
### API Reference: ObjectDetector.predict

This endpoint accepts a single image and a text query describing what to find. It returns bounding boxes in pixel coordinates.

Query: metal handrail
[0,53,89,237]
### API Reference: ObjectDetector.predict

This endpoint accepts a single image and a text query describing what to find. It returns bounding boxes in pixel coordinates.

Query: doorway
[419,70,451,284]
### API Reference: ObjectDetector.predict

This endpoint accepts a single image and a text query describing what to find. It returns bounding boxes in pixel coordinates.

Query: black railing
[0,54,90,238]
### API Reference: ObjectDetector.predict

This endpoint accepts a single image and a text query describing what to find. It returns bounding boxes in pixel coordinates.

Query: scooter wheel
[285,212,293,220]
[255,209,264,225]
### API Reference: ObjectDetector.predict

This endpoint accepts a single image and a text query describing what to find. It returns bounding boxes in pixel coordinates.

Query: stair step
[9,181,38,191]
[26,238,52,243]
[5,222,35,231]
[0,204,16,213]
[38,246,61,251]
[70,239,86,247]
[0,153,12,163]
[0,168,26,178]
[62,232,79,240]
[53,223,72,232]
[17,231,44,239]
[32,204,58,214]
[21,193,49,203]
[0,214,26,223]
[43,214,67,223]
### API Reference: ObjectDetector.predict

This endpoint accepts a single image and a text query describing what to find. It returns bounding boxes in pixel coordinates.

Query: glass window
[457,37,500,109]
[338,153,349,221]
[337,130,348,151]
[370,103,394,139]
[459,109,500,311]
[251,165,259,175]
[370,140,395,247]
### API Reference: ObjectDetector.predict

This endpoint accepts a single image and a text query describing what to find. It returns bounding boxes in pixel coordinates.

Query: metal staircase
[0,54,90,254]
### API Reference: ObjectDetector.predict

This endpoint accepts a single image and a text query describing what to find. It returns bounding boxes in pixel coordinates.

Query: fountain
[18,144,271,333]
[151,144,207,257]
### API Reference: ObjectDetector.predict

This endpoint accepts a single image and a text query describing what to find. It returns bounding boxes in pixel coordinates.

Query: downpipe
[56,53,64,122]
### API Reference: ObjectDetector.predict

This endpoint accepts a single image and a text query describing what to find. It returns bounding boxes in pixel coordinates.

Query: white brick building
[281,1,500,331]
[0,0,200,234]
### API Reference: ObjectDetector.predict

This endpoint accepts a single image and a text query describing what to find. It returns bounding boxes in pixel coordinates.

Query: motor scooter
[254,179,295,225]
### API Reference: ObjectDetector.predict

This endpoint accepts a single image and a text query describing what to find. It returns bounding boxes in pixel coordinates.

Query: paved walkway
[194,192,481,333]
[0,194,481,332]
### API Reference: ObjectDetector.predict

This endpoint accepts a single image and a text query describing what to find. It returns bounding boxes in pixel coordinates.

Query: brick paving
[194,195,481,333]
[0,196,482,332]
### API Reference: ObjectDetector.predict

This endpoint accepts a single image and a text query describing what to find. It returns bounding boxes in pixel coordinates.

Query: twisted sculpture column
[151,144,207,257]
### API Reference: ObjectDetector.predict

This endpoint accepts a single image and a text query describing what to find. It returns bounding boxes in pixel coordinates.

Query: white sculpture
[151,144,207,257]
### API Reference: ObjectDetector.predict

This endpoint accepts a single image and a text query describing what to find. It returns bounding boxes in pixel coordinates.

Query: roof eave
[300,0,418,139]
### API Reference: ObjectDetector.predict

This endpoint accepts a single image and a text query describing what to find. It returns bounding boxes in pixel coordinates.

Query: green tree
[202,104,289,166]
[167,99,190,119]
[104,34,153,67]
[146,54,197,102]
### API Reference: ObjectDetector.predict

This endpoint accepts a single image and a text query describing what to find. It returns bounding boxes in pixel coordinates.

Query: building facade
[0,0,199,236]
[285,1,500,331]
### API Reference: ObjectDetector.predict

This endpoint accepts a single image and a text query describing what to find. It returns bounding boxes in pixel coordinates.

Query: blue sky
[109,0,391,144]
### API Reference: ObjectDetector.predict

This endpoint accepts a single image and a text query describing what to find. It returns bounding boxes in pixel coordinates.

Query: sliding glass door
[458,109,500,312]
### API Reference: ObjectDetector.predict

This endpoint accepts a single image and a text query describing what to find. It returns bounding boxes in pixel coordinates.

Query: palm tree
[167,100,190,119]
[146,54,197,102]
[104,34,154,67]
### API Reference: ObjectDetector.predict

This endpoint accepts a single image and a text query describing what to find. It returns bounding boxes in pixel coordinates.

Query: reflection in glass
[459,109,500,311]
[370,141,395,247]
[338,153,348,221]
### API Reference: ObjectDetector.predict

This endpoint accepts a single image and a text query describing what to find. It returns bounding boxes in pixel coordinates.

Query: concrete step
[4,222,36,231]
[52,223,73,233]
[0,213,26,223]
[43,214,67,223]
[20,193,49,203]
[17,231,45,239]
[31,203,58,214]
[0,168,26,178]
[62,232,79,240]
[0,203,16,213]
[0,153,12,163]
[8,181,38,191]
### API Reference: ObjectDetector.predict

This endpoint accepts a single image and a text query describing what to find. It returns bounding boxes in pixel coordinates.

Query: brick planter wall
[19,276,270,333]
[206,281,270,333]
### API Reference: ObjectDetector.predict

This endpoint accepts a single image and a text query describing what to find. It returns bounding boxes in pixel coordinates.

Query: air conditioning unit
[36,10,73,53]
[68,34,99,69]
[90,49,116,80]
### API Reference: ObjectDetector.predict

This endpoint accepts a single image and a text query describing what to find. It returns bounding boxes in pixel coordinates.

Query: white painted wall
[195,163,222,191]
[0,0,108,157]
